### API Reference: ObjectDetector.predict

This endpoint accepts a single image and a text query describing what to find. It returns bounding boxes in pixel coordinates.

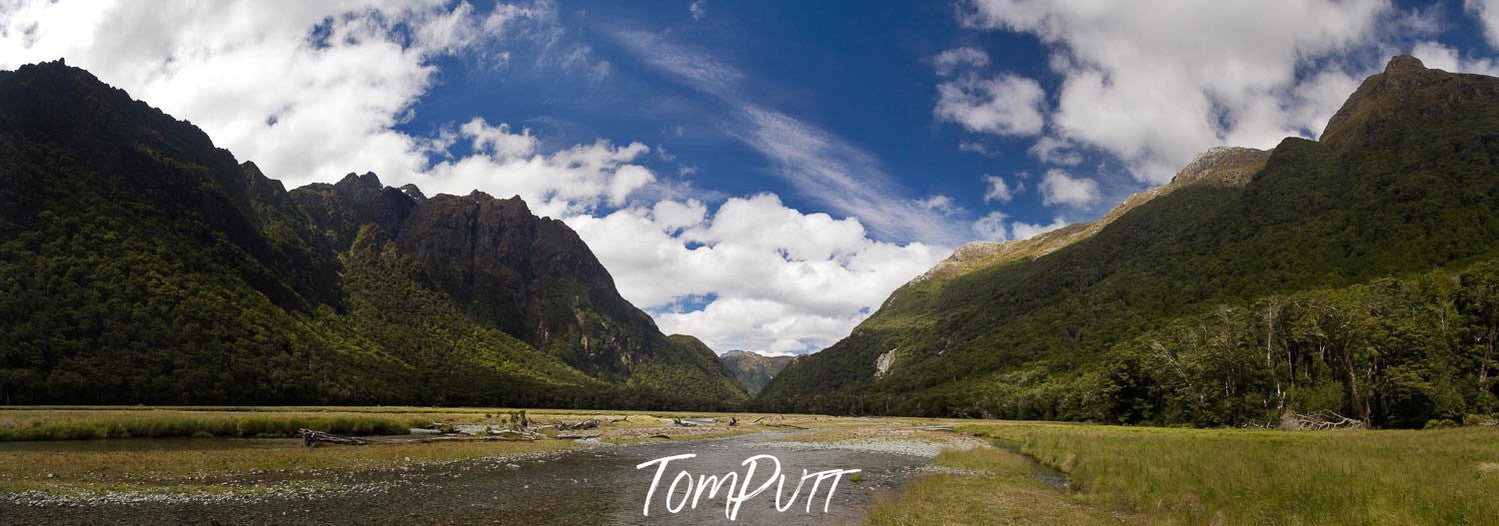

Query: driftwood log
[1280,410,1367,431]
[300,428,370,447]
[673,418,717,427]
[649,433,672,439]
[556,419,600,431]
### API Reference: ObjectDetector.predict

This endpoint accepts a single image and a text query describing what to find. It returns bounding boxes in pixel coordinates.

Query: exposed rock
[292,179,745,396]
[399,184,426,201]
[874,350,895,378]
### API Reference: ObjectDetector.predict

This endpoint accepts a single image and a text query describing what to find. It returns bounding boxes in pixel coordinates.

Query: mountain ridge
[0,59,745,408]
[760,55,1499,427]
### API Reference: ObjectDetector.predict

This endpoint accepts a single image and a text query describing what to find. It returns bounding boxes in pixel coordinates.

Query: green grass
[867,445,1123,525]
[964,422,1499,525]
[0,408,432,440]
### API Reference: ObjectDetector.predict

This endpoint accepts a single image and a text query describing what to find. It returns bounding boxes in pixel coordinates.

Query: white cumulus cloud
[1469,0,1499,48]
[933,47,991,76]
[982,174,1018,203]
[934,73,1047,137]
[1009,217,1068,240]
[566,194,947,354]
[1039,169,1099,207]
[958,0,1393,183]
[1411,40,1499,76]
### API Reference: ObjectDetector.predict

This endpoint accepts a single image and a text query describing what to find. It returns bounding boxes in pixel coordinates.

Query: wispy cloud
[610,30,965,244]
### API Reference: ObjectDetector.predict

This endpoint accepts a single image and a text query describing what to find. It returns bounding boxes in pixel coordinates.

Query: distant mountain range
[759,56,1499,428]
[718,350,796,395]
[0,60,745,408]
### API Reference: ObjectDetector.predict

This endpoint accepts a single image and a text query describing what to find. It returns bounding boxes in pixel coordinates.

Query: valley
[1,406,1495,524]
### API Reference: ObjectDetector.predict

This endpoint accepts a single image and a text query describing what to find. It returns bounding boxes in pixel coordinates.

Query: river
[1,432,937,525]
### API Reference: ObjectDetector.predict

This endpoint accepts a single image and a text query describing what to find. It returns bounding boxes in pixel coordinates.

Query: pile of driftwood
[298,411,648,447]
[300,428,370,447]
[1279,410,1367,431]
[555,419,600,431]
[298,412,817,447]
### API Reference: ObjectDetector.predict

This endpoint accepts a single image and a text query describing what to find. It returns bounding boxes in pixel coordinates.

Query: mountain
[0,60,746,408]
[718,350,796,395]
[759,56,1499,428]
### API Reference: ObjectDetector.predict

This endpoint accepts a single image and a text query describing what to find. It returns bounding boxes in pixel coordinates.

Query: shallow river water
[1,432,935,525]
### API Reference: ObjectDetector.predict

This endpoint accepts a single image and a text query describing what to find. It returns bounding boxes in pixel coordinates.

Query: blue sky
[407,0,1046,244]
[4,0,1499,354]
[399,0,1498,245]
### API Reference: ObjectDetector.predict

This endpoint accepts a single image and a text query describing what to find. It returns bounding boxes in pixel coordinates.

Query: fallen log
[648,433,672,439]
[673,418,717,427]
[1280,410,1366,431]
[556,419,601,431]
[300,428,370,447]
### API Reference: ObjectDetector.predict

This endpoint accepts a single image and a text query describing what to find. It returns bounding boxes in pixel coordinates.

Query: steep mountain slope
[719,350,796,395]
[291,175,746,402]
[907,147,1269,288]
[760,56,1499,427]
[0,60,745,408]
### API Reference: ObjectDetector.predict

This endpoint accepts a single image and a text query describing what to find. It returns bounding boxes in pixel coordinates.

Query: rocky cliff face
[393,190,653,378]
[290,173,745,398]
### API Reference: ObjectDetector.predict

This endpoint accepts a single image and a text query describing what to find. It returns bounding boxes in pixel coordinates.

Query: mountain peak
[399,184,426,201]
[1319,54,1495,148]
[1384,54,1426,76]
[1167,146,1270,188]
[337,171,383,190]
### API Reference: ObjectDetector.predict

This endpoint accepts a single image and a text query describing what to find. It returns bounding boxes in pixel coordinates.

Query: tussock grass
[0,438,579,493]
[0,409,429,440]
[966,423,1499,525]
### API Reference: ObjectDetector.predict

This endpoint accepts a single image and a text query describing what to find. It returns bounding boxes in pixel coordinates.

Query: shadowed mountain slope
[0,60,745,408]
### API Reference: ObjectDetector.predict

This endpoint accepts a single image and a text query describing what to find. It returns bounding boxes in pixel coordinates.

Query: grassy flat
[868,446,1127,525]
[961,422,1499,525]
